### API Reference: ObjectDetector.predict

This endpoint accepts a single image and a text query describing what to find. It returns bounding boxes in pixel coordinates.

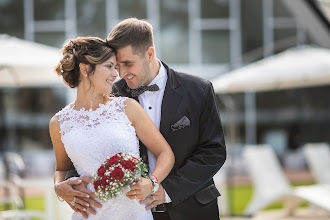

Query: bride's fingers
[72,190,91,199]
[78,176,93,184]
[126,193,137,199]
[72,201,87,213]
[69,203,88,219]
[66,179,82,186]
[69,203,80,213]
[75,197,101,214]
[129,178,152,198]
[58,183,90,199]
[74,185,98,199]
[79,211,88,219]
[84,206,97,215]
[126,189,139,199]
[125,189,136,196]
[57,181,86,199]
[74,197,90,208]
[77,196,102,208]
[126,191,146,200]
[76,208,88,219]
[75,203,97,216]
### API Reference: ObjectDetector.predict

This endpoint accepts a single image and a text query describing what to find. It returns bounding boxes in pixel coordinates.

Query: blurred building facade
[0,0,329,171]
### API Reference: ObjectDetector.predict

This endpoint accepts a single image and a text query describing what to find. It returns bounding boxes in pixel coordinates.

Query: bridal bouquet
[92,152,149,202]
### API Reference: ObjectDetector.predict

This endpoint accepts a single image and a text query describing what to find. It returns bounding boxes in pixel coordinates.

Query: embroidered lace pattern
[56,97,153,220]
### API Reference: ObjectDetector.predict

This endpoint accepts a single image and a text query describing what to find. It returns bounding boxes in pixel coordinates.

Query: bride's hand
[56,179,90,212]
[72,176,103,213]
[56,177,102,218]
[125,177,153,200]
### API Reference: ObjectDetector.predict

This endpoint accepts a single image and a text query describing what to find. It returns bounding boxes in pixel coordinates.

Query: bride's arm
[50,116,73,184]
[125,98,175,199]
[49,116,96,217]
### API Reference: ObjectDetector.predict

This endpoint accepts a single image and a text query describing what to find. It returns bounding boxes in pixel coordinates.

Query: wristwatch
[150,176,159,193]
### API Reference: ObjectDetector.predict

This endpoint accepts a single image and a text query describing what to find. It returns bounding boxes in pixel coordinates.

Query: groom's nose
[118,67,126,78]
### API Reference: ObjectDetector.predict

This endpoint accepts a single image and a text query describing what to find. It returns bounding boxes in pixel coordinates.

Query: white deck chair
[0,153,55,220]
[0,178,45,220]
[242,144,330,217]
[303,143,330,185]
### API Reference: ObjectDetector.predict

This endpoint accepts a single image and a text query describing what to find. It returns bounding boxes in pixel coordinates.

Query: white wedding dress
[56,97,153,220]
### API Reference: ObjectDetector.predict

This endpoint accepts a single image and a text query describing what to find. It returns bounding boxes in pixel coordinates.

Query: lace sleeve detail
[55,104,74,136]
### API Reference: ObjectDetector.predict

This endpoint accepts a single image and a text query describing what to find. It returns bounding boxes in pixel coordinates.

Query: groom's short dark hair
[106,18,154,56]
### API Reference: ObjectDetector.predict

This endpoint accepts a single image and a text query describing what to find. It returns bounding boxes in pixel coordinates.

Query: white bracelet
[55,183,64,202]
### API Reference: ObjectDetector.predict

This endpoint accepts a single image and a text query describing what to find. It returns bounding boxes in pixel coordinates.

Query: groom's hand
[72,176,102,217]
[139,184,166,210]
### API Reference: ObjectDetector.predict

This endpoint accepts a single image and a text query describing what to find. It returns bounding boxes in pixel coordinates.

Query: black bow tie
[131,84,160,97]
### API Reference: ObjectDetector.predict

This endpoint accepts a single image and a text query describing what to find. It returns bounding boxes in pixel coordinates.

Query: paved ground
[222,209,330,220]
[56,204,330,220]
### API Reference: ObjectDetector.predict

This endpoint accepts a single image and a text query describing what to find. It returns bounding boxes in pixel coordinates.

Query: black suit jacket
[114,62,226,219]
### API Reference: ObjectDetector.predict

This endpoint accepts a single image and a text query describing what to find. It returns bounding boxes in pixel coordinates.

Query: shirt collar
[148,60,167,90]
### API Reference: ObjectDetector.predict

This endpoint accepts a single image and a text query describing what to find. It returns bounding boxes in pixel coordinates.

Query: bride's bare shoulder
[123,97,139,107]
[123,98,144,124]
[49,115,60,132]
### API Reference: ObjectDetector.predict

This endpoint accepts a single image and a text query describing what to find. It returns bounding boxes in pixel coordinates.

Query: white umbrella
[212,46,330,94]
[0,34,62,87]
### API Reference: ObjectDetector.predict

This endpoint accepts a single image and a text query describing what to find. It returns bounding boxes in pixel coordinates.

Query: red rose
[110,167,124,182]
[101,175,111,186]
[122,160,136,171]
[97,166,107,176]
[107,155,120,166]
[93,180,101,191]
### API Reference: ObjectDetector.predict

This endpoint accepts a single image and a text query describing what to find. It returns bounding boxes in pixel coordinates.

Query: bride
[49,36,174,219]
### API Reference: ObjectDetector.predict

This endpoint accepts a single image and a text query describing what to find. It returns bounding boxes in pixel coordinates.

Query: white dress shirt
[138,60,171,203]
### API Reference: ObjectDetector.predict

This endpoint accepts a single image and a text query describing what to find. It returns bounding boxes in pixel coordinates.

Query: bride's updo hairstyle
[55,36,115,88]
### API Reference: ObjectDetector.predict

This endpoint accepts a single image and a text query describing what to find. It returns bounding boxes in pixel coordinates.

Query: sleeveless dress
[56,97,153,220]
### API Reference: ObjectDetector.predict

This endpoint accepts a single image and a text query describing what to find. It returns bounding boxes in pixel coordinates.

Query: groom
[107,18,226,220]
[61,18,226,220]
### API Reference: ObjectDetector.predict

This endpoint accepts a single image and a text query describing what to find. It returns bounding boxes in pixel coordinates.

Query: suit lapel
[160,64,182,138]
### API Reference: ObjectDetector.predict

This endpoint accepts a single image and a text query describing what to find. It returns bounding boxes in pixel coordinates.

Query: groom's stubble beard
[132,58,152,89]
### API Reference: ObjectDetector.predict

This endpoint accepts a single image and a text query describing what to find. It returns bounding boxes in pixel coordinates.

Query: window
[77,0,106,38]
[0,0,24,38]
[160,0,189,63]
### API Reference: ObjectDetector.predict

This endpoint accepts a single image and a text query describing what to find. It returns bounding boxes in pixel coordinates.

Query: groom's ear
[146,46,155,63]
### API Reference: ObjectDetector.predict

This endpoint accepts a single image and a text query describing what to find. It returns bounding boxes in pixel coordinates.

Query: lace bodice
[56,97,153,220]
